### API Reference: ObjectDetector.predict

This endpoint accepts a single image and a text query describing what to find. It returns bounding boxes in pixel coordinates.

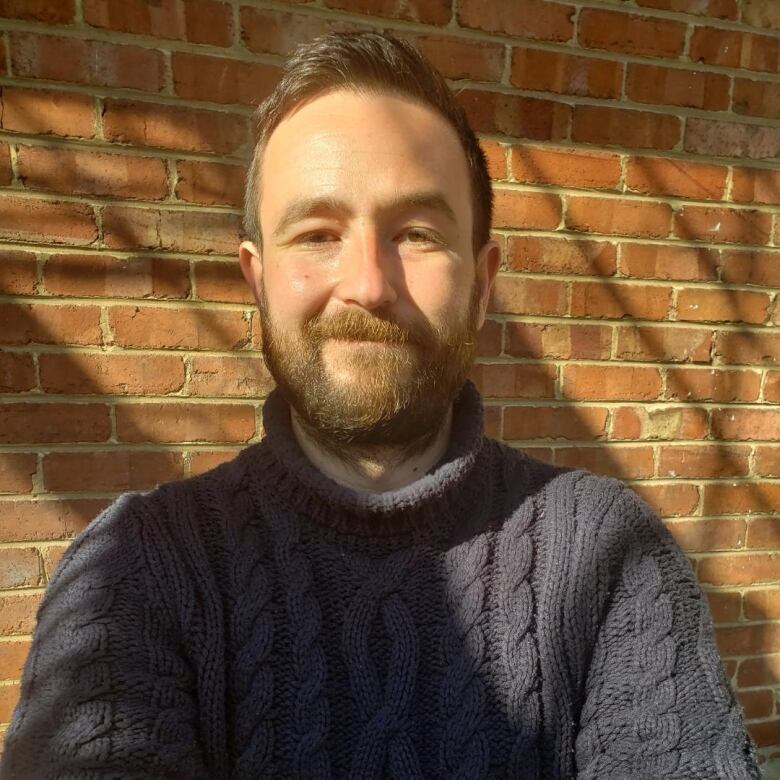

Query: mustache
[304,309,432,347]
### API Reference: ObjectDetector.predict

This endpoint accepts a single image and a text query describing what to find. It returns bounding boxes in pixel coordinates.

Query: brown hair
[243,31,493,256]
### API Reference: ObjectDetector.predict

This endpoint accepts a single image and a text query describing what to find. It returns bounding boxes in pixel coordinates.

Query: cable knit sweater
[1,380,760,779]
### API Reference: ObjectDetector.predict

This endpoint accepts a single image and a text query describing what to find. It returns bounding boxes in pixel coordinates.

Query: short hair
[243,31,493,256]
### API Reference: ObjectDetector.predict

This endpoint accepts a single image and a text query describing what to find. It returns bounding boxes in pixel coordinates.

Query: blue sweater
[1,381,760,778]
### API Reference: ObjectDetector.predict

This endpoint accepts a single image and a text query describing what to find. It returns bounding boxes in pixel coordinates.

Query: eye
[297,231,338,245]
[403,227,442,246]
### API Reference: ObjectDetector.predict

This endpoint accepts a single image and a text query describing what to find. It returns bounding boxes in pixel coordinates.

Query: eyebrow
[271,191,459,241]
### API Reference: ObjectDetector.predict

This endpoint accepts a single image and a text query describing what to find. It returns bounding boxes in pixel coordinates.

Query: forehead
[259,89,472,225]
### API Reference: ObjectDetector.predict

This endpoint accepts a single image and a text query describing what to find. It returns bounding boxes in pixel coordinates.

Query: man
[1,32,760,779]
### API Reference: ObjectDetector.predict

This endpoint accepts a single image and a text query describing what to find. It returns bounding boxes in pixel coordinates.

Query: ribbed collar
[252,379,490,541]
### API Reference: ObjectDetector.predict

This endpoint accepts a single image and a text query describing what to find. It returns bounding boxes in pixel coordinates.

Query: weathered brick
[731,167,780,205]
[401,32,505,83]
[0,0,74,22]
[505,322,612,360]
[685,118,780,160]
[0,303,102,346]
[175,160,244,208]
[0,142,12,186]
[625,156,727,200]
[0,403,110,444]
[631,482,700,517]
[579,9,686,57]
[0,196,96,246]
[511,146,621,190]
[504,406,609,441]
[17,147,168,200]
[636,0,737,19]
[469,363,557,400]
[193,260,253,304]
[510,48,621,99]
[493,190,562,230]
[0,250,37,295]
[619,243,718,281]
[573,106,680,150]
[743,589,780,622]
[612,406,709,441]
[563,364,661,401]
[712,407,780,441]
[666,368,761,402]
[719,249,780,287]
[744,31,780,74]
[0,353,36,393]
[481,140,507,181]
[0,88,95,138]
[43,450,185,491]
[737,654,780,687]
[666,518,746,552]
[732,77,780,120]
[39,353,185,395]
[457,0,574,42]
[570,281,672,320]
[677,289,770,324]
[325,0,452,25]
[10,33,165,92]
[754,449,780,478]
[0,498,107,542]
[566,197,673,239]
[507,236,616,276]
[489,276,567,316]
[626,64,729,111]
[0,547,41,589]
[675,206,772,245]
[0,453,37,493]
[188,356,274,398]
[555,445,655,479]
[103,99,250,156]
[690,27,743,68]
[189,450,240,475]
[700,550,780,583]
[615,325,712,363]
[44,253,190,299]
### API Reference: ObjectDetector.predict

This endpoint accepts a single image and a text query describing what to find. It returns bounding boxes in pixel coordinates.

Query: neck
[290,405,454,493]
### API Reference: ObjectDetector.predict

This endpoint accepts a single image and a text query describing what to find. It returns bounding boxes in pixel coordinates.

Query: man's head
[239,32,500,460]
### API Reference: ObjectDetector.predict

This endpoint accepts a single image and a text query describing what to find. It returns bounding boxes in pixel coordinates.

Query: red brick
[172,53,279,106]
[39,353,185,395]
[116,402,255,443]
[637,0,737,18]
[0,0,74,22]
[403,33,505,83]
[0,303,102,347]
[457,0,574,42]
[700,551,780,585]
[563,364,661,401]
[109,305,249,351]
[240,6,367,57]
[0,88,95,138]
[0,498,107,542]
[511,146,620,190]
[0,195,96,246]
[476,320,502,358]
[685,118,780,160]
[43,450,184,492]
[706,591,742,624]
[719,626,780,662]
[458,90,570,143]
[10,33,164,92]
[660,444,750,479]
[489,276,567,316]
[507,236,615,276]
[0,593,41,635]
[17,146,168,200]
[493,190,561,230]
[504,406,608,441]
[631,483,700,517]
[571,281,671,320]
[0,403,110,444]
[625,157,727,200]
[102,206,240,255]
[193,260,253,304]
[189,450,240,475]
[325,0,451,25]
[736,691,773,725]
[613,406,709,441]
[738,654,780,687]
[719,249,780,287]
[0,353,36,393]
[626,64,729,111]
[84,0,233,47]
[579,9,686,57]
[0,142,12,186]
[44,253,190,299]
[615,325,712,362]
[573,106,680,150]
[666,367,760,402]
[743,589,780,621]
[747,719,780,747]
[619,243,718,282]
[674,206,772,244]
[715,331,780,365]
[712,408,780,441]
[471,363,556,401]
[743,0,780,28]
[510,48,621,99]
[480,141,507,181]
[175,160,244,208]
[0,250,37,294]
[754,450,780,479]
[0,638,31,678]
[731,168,780,206]
[0,453,37,493]
[666,518,746,552]
[103,99,250,156]
[188,356,274,398]
[733,78,780,120]
[555,445,655,479]
[0,547,41,588]
[690,27,743,68]
[744,31,780,74]
[566,197,672,239]
[765,371,780,403]
[676,289,769,325]
[506,322,611,360]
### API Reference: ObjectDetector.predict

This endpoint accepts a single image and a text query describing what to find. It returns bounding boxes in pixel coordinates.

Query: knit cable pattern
[342,548,423,779]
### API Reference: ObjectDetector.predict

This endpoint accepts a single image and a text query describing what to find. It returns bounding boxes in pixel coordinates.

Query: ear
[474,239,501,330]
[239,240,263,306]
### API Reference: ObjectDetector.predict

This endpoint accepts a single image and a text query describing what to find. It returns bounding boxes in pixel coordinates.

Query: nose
[331,226,398,311]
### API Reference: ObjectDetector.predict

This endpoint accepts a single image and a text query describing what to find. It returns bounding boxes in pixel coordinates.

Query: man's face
[240,88,499,453]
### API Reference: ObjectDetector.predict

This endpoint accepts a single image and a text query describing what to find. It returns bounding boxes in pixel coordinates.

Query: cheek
[404,262,472,321]
[264,260,333,323]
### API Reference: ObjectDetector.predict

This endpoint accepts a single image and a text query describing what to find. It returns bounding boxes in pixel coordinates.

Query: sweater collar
[254,379,488,539]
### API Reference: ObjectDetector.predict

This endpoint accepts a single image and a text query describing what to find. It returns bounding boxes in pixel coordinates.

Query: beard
[257,283,480,462]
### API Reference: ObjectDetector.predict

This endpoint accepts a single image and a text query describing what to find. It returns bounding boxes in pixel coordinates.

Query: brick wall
[0,0,778,769]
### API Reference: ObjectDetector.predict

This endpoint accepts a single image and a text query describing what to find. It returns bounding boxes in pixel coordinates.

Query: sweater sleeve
[0,493,211,779]
[574,483,761,780]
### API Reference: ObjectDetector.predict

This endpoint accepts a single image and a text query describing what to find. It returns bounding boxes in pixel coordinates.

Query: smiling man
[1,32,759,779]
